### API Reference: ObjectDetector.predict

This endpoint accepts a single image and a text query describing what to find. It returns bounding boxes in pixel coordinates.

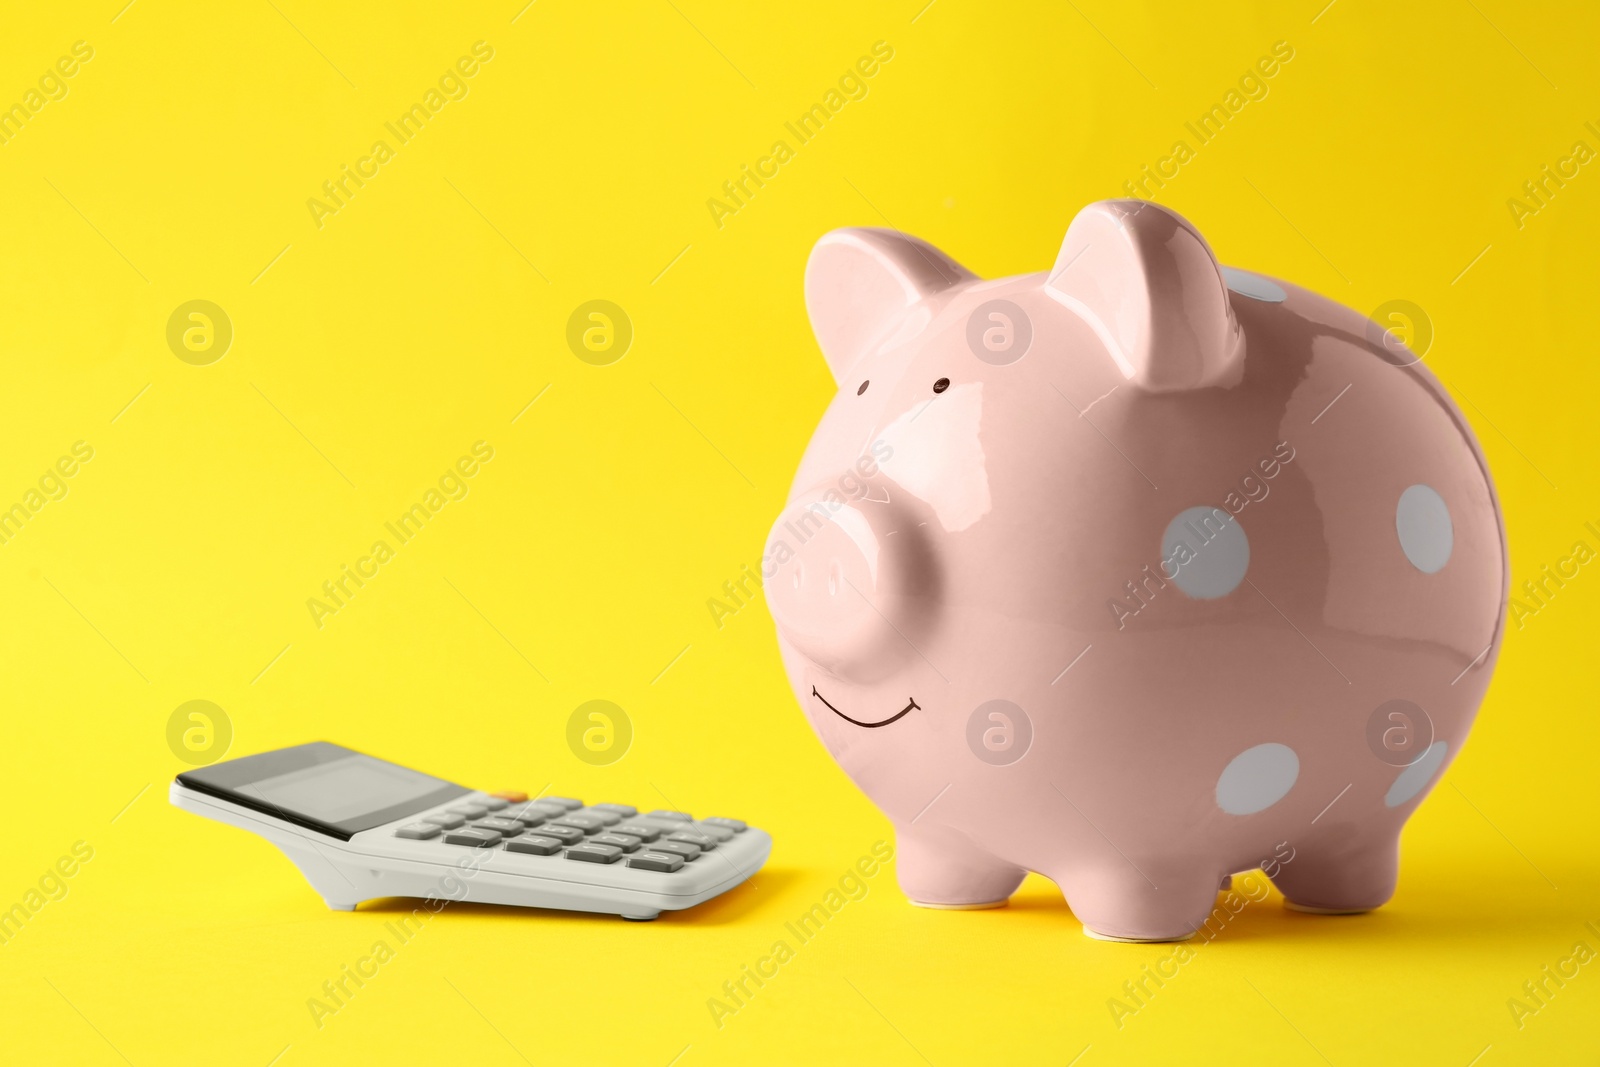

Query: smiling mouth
[812,685,920,728]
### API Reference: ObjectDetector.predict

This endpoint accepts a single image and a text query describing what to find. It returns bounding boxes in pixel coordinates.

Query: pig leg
[894,822,1026,908]
[1055,861,1225,942]
[1267,830,1400,914]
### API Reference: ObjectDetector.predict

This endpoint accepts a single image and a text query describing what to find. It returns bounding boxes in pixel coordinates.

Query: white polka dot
[1397,484,1452,574]
[1163,506,1249,599]
[1221,267,1287,303]
[1216,743,1300,815]
[1384,741,1449,807]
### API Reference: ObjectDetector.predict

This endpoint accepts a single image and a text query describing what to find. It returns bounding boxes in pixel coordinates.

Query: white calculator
[170,742,771,921]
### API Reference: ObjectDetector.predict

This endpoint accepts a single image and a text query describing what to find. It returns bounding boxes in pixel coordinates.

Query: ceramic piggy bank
[764,200,1506,941]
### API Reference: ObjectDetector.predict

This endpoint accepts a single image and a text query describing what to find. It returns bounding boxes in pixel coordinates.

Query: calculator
[170,742,771,921]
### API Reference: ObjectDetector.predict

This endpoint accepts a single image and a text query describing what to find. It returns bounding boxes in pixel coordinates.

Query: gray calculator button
[447,803,489,819]
[394,823,442,839]
[541,796,584,811]
[648,810,693,822]
[504,835,562,856]
[689,823,735,842]
[477,797,509,811]
[505,810,546,828]
[629,851,686,873]
[538,825,585,845]
[666,830,718,851]
[509,803,558,819]
[423,813,466,829]
[591,833,642,853]
[702,817,747,833]
[591,803,637,817]
[576,809,622,826]
[555,812,609,832]
[443,828,501,847]
[614,823,661,842]
[651,840,701,861]
[474,817,525,835]
[566,843,623,864]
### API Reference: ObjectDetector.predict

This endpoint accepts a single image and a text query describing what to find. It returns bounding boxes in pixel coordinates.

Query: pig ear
[805,228,975,383]
[1045,200,1244,392]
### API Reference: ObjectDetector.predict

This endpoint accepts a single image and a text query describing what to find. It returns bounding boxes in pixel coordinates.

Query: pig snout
[764,494,934,681]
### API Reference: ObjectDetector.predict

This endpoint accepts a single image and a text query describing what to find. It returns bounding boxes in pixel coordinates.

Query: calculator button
[591,833,642,853]
[666,830,718,851]
[422,813,466,829]
[541,796,584,811]
[702,817,747,833]
[474,817,525,835]
[394,823,442,839]
[591,803,637,817]
[651,841,701,861]
[537,825,585,845]
[566,843,623,864]
[629,851,686,873]
[688,823,735,842]
[505,810,546,828]
[477,797,509,811]
[577,809,622,825]
[614,823,661,842]
[504,835,562,856]
[510,803,562,820]
[447,803,489,819]
[491,791,528,803]
[443,828,501,847]
[648,810,693,822]
[554,812,610,832]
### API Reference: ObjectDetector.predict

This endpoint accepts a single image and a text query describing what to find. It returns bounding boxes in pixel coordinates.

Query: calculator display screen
[175,742,469,839]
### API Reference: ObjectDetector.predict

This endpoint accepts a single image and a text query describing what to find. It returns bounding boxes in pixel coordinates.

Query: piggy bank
[764,200,1506,941]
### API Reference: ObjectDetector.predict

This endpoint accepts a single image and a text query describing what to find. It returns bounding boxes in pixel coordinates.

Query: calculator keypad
[398,795,747,874]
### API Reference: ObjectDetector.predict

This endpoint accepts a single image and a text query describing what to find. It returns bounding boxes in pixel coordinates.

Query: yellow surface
[2,1,1597,1064]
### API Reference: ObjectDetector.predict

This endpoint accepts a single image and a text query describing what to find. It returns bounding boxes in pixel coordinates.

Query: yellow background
[3,1,1597,1063]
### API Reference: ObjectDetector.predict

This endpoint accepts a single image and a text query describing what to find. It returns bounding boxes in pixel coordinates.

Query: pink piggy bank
[765,200,1506,941]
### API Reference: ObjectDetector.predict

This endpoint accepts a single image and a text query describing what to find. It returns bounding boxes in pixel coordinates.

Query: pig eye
[932,377,950,394]
[857,380,869,395]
